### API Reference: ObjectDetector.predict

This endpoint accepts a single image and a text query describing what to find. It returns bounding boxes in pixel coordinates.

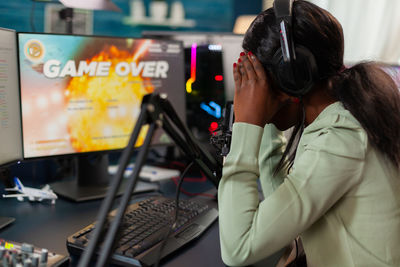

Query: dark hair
[242,0,400,172]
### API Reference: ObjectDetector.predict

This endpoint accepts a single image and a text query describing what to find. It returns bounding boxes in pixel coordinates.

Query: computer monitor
[0,27,22,229]
[142,31,243,143]
[0,28,23,167]
[17,33,186,201]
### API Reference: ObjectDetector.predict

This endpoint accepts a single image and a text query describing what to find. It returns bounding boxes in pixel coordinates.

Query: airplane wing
[2,194,28,198]
[4,188,19,191]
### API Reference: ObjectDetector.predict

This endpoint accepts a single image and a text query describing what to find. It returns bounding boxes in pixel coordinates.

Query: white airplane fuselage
[2,178,58,204]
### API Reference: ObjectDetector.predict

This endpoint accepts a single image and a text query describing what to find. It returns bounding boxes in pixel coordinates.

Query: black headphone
[272,0,319,97]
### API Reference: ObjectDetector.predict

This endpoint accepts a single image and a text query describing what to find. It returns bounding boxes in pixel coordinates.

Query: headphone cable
[294,98,305,267]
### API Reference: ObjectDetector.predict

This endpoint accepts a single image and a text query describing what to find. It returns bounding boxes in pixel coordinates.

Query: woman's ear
[275,91,292,104]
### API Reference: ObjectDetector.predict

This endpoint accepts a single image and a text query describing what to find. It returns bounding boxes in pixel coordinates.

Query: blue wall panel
[0,0,240,37]
[0,0,262,36]
[0,1,45,33]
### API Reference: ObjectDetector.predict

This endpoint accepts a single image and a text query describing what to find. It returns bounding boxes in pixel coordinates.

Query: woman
[218,1,400,266]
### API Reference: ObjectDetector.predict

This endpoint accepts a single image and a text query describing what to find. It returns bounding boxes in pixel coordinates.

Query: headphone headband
[274,0,295,62]
[274,0,293,18]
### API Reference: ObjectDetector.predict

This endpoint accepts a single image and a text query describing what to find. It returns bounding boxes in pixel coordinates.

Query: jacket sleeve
[258,123,287,198]
[218,122,366,266]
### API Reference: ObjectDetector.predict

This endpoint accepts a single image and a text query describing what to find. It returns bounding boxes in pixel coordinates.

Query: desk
[0,191,283,267]
[0,192,225,267]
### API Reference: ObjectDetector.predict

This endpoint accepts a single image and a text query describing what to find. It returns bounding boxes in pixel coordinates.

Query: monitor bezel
[0,27,24,167]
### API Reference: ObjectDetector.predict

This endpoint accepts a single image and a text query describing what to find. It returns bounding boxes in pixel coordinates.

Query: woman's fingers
[238,54,248,82]
[233,62,242,89]
[234,51,266,92]
[240,52,257,80]
[248,52,266,79]
[235,52,263,88]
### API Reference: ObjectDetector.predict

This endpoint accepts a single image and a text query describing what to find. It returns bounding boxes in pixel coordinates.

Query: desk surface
[0,192,225,267]
[0,187,284,267]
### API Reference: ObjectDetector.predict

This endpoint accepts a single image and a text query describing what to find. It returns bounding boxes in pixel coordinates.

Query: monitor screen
[0,28,23,166]
[17,33,186,159]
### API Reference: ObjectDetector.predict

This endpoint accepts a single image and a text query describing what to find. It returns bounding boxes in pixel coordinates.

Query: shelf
[122,16,196,28]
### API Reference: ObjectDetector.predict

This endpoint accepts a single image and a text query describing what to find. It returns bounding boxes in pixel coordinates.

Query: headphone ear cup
[272,45,318,97]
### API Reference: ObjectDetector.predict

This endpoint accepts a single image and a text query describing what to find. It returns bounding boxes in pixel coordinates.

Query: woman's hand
[233,52,283,127]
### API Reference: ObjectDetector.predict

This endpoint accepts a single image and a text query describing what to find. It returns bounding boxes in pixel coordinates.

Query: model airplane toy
[2,177,58,204]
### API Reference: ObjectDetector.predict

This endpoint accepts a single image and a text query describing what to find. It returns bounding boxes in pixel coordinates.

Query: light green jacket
[218,102,400,267]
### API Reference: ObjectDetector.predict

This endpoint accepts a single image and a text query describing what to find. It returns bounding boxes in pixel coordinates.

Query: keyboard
[0,239,69,267]
[67,196,218,266]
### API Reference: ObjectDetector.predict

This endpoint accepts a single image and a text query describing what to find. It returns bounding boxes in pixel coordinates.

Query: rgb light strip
[185,43,197,93]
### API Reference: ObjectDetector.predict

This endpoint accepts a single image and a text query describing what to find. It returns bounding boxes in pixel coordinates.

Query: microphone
[210,101,234,158]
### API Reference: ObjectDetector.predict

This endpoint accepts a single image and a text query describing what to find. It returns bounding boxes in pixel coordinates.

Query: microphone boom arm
[78,93,222,267]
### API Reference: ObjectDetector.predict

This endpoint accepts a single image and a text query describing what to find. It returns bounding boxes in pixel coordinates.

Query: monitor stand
[0,216,15,230]
[50,154,157,202]
[0,167,15,229]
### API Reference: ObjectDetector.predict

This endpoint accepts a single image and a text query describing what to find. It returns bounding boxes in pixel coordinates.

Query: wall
[0,0,262,37]
[308,0,400,65]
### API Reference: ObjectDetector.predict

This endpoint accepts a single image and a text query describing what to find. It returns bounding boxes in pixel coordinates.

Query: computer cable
[153,161,195,267]
[171,174,216,199]
[167,161,216,198]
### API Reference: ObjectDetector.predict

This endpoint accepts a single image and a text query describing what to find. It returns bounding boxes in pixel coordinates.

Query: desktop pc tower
[142,31,245,145]
[184,43,225,143]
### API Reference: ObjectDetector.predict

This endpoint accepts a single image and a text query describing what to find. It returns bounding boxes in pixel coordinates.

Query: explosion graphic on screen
[65,42,154,152]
